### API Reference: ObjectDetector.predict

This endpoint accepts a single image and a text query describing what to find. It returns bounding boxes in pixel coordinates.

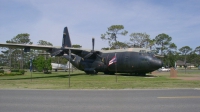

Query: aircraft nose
[157,59,163,68]
[150,58,163,69]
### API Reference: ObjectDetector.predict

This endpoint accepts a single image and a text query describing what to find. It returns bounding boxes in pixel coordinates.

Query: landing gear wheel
[85,71,90,74]
[109,72,115,75]
[85,71,98,75]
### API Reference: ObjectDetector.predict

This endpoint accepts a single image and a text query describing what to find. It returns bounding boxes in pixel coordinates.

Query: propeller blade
[84,52,93,59]
[51,50,63,56]
[84,38,95,59]
[155,55,164,58]
[96,54,103,59]
[92,38,94,52]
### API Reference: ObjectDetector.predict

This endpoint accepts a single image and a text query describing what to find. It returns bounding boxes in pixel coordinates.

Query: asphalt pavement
[0,89,200,112]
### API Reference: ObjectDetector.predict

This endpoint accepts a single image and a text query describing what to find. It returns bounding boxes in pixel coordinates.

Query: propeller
[83,38,102,59]
[51,49,64,57]
[83,38,94,58]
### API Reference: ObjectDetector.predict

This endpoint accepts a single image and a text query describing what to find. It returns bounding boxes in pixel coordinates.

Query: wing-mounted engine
[81,38,102,60]
[79,38,105,74]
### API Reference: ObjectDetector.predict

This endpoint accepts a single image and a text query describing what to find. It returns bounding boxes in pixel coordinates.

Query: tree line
[0,25,200,71]
[0,34,82,72]
[101,25,200,67]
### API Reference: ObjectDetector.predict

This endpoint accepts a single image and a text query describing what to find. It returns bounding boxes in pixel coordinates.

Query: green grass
[0,69,200,89]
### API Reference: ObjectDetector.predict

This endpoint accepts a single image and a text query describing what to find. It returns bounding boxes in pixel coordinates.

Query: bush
[0,70,4,74]
[19,69,25,75]
[3,69,25,76]
[10,69,19,72]
[4,72,22,76]
[44,71,52,74]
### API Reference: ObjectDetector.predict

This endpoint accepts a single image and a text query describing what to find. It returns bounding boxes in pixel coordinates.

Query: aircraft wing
[0,43,57,50]
[62,47,101,58]
[0,43,100,58]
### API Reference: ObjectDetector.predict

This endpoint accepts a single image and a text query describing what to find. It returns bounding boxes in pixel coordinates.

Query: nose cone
[156,59,163,68]
[150,58,163,70]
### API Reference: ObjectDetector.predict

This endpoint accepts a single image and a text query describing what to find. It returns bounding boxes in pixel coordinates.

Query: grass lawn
[0,69,200,89]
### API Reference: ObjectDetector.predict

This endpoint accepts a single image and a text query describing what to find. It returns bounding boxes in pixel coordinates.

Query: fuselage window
[139,50,146,56]
[147,51,155,57]
[139,50,146,53]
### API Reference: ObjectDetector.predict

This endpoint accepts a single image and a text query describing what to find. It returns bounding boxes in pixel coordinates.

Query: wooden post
[170,67,177,77]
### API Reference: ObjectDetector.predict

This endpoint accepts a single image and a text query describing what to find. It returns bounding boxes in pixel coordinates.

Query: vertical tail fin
[62,27,72,48]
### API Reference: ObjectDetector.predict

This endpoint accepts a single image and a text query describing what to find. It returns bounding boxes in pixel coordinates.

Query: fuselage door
[121,52,131,72]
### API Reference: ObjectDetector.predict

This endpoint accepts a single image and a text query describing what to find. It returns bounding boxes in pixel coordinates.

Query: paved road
[0,89,200,112]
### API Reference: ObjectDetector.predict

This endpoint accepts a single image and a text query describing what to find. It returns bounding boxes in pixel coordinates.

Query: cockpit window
[139,50,146,53]
[147,51,155,56]
[139,50,147,56]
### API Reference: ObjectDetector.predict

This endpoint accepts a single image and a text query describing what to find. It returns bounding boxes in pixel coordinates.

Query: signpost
[30,58,32,82]
[115,53,117,82]
[68,49,71,88]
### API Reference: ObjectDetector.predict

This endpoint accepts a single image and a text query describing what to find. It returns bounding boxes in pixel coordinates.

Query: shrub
[10,69,19,72]
[4,72,22,76]
[19,69,25,75]
[0,70,4,74]
[44,71,52,74]
[3,69,25,76]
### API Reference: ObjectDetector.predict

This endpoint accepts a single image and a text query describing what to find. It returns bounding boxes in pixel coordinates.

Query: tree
[101,25,128,48]
[6,33,32,69]
[192,46,200,67]
[129,33,150,48]
[0,53,7,66]
[1,50,12,68]
[154,33,172,55]
[187,52,200,67]
[179,46,192,65]
[37,40,53,62]
[101,47,110,50]
[110,41,129,49]
[35,40,53,73]
[195,46,200,55]
[146,39,156,50]
[6,33,31,44]
[72,44,82,48]
[37,40,53,46]
[168,43,177,51]
[33,55,52,72]
[164,43,177,67]
[51,56,68,64]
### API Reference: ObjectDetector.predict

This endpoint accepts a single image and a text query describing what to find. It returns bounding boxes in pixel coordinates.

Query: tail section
[62,27,72,48]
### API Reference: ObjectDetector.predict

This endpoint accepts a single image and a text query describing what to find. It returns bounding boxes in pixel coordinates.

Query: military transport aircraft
[0,27,163,75]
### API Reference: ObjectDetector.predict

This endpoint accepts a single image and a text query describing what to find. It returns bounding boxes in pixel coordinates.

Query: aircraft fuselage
[65,48,163,75]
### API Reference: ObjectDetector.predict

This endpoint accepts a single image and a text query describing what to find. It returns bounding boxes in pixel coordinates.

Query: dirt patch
[174,77,200,81]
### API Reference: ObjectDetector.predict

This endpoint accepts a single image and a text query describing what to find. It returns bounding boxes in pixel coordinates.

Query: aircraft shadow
[0,73,85,80]
[0,72,157,80]
[117,73,157,77]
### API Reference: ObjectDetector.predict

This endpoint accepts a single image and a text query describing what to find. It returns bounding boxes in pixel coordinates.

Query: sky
[0,0,200,50]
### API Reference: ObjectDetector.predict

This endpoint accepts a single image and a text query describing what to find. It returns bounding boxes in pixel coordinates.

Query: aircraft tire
[104,71,109,74]
[85,71,90,74]
[139,73,146,76]
[85,71,98,75]
[109,72,115,75]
